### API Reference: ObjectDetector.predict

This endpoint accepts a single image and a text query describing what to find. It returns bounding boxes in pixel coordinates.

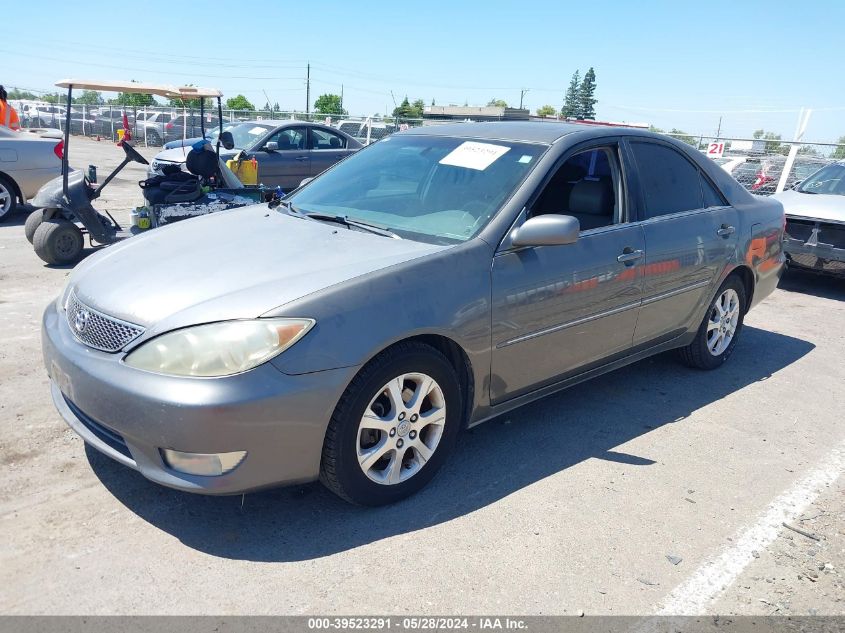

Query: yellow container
[226,157,258,185]
[116,129,125,142]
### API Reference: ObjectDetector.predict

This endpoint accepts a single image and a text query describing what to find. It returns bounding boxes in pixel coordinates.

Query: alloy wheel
[356,372,446,485]
[0,182,11,216]
[707,288,740,356]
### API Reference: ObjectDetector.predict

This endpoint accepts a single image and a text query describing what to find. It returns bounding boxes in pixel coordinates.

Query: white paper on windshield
[439,141,510,171]
[249,126,266,135]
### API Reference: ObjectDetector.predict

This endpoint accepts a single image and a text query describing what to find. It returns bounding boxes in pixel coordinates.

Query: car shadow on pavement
[86,325,814,562]
[778,268,845,302]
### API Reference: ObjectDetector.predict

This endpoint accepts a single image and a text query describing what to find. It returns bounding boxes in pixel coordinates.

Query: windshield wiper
[303,212,401,239]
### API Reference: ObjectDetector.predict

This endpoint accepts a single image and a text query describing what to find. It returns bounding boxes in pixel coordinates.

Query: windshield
[286,135,547,244]
[226,122,274,150]
[797,163,845,196]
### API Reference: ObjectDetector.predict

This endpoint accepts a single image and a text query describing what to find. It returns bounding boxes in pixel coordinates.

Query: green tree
[272,102,281,112]
[73,90,103,105]
[578,67,597,120]
[226,94,255,111]
[562,71,580,119]
[7,88,39,100]
[394,96,425,118]
[536,105,557,117]
[670,128,698,147]
[314,93,346,115]
[648,125,665,133]
[487,98,508,108]
[831,136,845,159]
[410,98,425,118]
[753,129,788,155]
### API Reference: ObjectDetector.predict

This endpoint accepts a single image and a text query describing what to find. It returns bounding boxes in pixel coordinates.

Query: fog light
[160,449,246,476]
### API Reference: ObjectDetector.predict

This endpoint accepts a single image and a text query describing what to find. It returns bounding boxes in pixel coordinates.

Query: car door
[626,139,739,346]
[490,142,645,403]
[255,126,309,190]
[308,126,350,177]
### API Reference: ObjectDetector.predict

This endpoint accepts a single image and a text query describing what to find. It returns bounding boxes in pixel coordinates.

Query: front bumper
[42,300,357,494]
[784,216,845,276]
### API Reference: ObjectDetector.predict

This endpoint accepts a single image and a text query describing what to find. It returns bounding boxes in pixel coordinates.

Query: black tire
[146,130,161,146]
[320,341,462,506]
[24,209,46,244]
[0,174,18,222]
[679,275,747,370]
[32,219,84,265]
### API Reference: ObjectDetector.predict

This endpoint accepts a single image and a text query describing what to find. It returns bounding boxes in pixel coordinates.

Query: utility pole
[715,116,722,139]
[340,84,344,113]
[305,63,310,114]
[519,88,529,110]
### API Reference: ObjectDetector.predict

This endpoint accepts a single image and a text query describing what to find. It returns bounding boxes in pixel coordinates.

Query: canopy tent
[55,80,222,99]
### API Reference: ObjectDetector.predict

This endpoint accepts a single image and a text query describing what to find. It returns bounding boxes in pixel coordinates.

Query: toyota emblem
[74,309,90,334]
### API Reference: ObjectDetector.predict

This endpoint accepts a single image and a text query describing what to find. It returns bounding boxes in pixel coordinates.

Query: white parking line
[655,441,845,615]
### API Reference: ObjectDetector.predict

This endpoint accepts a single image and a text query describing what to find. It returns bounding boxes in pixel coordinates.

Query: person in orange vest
[0,86,21,131]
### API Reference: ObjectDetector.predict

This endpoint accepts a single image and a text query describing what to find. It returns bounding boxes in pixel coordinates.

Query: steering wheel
[121,141,149,165]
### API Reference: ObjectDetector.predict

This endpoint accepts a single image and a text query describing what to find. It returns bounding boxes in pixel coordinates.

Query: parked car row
[714,153,832,195]
[150,120,362,190]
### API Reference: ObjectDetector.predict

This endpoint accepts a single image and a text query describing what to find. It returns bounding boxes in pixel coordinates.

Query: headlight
[124,318,314,377]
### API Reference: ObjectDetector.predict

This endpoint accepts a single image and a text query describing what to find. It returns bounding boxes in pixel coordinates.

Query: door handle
[717,224,736,237]
[617,248,644,264]
[295,156,308,161]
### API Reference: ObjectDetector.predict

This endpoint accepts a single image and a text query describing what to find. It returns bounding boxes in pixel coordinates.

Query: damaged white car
[775,161,845,276]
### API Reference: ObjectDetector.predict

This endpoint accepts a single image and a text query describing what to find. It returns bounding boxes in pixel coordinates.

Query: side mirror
[511,214,580,247]
[264,141,279,152]
[219,131,235,150]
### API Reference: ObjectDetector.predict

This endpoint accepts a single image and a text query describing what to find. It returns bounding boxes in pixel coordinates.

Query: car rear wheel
[0,175,18,221]
[32,219,84,265]
[146,130,161,146]
[320,342,461,505]
[24,209,46,243]
[679,276,746,370]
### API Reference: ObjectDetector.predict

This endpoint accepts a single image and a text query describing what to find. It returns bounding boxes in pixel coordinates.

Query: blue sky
[3,0,843,141]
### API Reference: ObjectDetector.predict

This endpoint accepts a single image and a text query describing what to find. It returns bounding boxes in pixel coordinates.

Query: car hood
[154,145,237,164]
[69,204,448,337]
[773,189,845,223]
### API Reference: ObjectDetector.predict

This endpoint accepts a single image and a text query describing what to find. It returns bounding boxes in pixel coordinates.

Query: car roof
[397,121,661,144]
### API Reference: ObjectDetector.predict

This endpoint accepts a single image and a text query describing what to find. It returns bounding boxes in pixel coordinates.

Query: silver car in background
[775,161,845,276]
[42,122,785,505]
[0,127,62,221]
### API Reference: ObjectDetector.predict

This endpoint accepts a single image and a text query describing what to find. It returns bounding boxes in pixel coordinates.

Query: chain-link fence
[18,103,426,147]
[662,133,844,196]
[19,105,843,196]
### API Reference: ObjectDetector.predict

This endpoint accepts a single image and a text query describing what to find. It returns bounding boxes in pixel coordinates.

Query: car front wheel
[320,342,461,505]
[679,275,746,370]
[0,175,18,221]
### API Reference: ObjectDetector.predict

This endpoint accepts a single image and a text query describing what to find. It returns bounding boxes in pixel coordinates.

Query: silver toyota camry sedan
[42,122,785,505]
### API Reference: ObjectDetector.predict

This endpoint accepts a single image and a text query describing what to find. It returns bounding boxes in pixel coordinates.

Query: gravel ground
[0,138,843,616]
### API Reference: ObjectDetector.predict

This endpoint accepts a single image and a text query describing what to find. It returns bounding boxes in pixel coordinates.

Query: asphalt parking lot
[1,138,843,616]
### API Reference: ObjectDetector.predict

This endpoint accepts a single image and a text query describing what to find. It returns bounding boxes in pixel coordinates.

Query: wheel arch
[355,333,475,430]
[725,264,755,313]
[0,170,23,203]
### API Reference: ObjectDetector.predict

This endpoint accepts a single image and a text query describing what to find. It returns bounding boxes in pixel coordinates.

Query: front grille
[822,224,845,249]
[66,291,144,353]
[63,396,134,462]
[785,219,814,242]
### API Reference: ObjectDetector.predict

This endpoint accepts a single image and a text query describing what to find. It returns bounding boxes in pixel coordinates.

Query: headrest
[569,179,613,216]
[329,136,341,148]
[185,146,217,178]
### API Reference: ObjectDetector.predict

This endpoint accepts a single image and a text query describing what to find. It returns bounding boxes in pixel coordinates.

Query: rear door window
[630,141,704,218]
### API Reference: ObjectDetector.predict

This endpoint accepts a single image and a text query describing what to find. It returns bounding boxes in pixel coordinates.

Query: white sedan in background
[0,127,63,221]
